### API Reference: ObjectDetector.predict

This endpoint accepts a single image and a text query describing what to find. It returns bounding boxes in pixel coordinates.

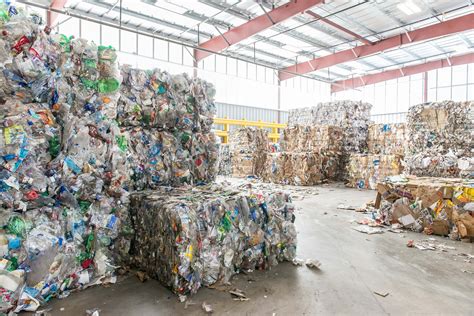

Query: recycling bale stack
[217,143,232,176]
[116,66,218,189]
[0,7,129,312]
[288,100,372,180]
[228,127,269,178]
[347,123,406,189]
[405,101,474,178]
[375,176,474,239]
[262,125,343,185]
[129,185,296,294]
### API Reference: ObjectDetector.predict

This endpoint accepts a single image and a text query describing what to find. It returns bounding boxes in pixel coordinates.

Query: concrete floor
[44,183,474,315]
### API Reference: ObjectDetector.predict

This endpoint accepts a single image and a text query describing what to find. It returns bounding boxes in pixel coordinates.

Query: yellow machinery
[214,117,287,143]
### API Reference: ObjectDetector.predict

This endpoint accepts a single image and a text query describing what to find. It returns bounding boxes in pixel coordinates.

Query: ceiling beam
[47,0,67,27]
[279,13,474,81]
[331,52,474,93]
[305,10,373,45]
[195,0,325,61]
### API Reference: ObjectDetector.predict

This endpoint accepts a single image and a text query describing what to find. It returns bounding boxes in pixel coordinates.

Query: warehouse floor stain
[43,183,474,315]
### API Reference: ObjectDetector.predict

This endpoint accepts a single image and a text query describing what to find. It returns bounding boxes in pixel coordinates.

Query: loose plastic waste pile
[405,101,473,178]
[0,6,220,312]
[288,100,372,180]
[227,127,269,178]
[262,125,343,185]
[129,184,296,294]
[374,175,474,240]
[347,123,406,189]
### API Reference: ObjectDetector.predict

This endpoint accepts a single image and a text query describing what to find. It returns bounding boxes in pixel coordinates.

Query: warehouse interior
[0,0,473,315]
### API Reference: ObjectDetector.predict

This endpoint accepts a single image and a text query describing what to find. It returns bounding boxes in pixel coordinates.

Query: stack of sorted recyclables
[0,6,126,312]
[228,127,269,178]
[0,5,223,312]
[288,100,372,180]
[116,65,218,188]
[263,125,343,185]
[347,123,406,189]
[129,185,297,294]
[405,101,474,178]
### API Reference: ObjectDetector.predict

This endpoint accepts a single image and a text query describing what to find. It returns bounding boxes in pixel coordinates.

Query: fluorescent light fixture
[397,0,421,15]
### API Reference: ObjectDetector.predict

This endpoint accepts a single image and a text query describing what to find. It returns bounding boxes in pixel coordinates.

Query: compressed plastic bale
[189,132,218,183]
[118,66,216,131]
[0,101,60,212]
[217,144,231,176]
[129,186,296,295]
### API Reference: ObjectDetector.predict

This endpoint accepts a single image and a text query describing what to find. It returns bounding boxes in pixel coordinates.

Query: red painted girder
[330,52,474,93]
[47,0,68,27]
[195,0,325,61]
[279,13,474,81]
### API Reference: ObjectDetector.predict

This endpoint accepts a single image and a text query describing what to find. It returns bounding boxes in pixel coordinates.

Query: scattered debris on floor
[229,289,249,301]
[356,176,474,242]
[352,226,384,235]
[201,302,213,313]
[85,308,101,316]
[136,271,149,283]
[374,291,390,297]
[305,259,322,269]
[292,258,304,266]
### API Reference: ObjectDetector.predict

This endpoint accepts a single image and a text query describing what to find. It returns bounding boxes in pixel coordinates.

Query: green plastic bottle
[49,135,60,158]
[98,78,120,93]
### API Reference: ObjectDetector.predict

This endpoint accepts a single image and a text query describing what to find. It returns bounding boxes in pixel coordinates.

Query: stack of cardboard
[228,128,269,178]
[288,100,372,180]
[262,125,343,185]
[375,176,474,239]
[348,123,407,189]
[405,101,473,178]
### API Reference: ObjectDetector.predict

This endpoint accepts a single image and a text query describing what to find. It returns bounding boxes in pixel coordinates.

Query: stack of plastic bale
[116,66,218,188]
[217,143,232,176]
[228,127,269,178]
[0,7,128,312]
[263,125,343,185]
[129,184,296,295]
[405,101,474,178]
[288,100,372,180]
[347,123,406,189]
[375,175,474,240]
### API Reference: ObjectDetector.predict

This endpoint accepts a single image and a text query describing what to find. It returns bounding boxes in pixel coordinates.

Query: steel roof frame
[279,13,474,80]
[331,52,474,93]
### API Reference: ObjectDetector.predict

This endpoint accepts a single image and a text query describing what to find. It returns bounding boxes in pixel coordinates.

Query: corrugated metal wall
[214,102,408,129]
[216,102,289,123]
[371,112,408,123]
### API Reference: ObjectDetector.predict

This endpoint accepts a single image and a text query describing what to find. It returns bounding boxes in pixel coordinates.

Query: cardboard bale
[227,127,269,178]
[367,123,407,155]
[288,100,372,180]
[405,101,473,178]
[347,154,403,189]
